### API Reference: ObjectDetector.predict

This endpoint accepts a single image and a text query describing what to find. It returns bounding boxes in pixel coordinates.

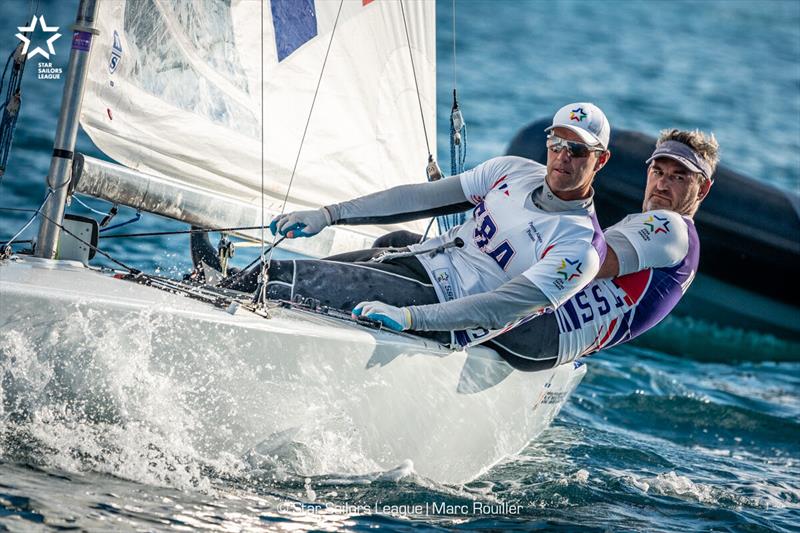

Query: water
[1,0,799,531]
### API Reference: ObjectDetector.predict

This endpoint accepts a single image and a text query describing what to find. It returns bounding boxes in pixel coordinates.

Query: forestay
[79,0,436,256]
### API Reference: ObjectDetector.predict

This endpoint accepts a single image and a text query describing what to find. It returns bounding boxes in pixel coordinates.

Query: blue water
[1,0,799,531]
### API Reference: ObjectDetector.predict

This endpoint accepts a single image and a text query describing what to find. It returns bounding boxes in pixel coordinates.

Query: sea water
[1,0,798,531]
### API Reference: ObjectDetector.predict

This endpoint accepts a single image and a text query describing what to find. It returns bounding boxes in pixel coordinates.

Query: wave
[602,393,800,451]
[0,305,379,491]
[634,315,800,362]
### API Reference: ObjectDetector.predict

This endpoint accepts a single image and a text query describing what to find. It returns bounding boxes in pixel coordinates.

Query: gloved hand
[269,208,332,238]
[352,301,412,332]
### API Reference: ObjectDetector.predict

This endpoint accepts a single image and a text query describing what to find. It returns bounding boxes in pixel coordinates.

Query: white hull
[0,257,585,484]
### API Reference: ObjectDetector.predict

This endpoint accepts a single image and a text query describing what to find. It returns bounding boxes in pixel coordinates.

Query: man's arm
[328,156,532,225]
[596,231,639,278]
[598,210,689,277]
[596,246,619,278]
[326,177,471,226]
[271,177,469,237]
[408,276,549,331]
[408,239,601,331]
[272,156,535,237]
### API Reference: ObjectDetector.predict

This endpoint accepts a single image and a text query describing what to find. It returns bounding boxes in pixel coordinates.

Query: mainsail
[79,0,436,256]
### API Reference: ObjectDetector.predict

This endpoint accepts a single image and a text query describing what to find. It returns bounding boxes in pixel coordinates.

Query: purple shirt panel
[589,210,608,266]
[614,216,699,343]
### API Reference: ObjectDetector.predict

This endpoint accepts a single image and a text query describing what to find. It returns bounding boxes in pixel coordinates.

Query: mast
[35,0,99,259]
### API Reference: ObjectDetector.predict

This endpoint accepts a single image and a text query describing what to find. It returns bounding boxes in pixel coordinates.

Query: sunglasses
[546,135,604,159]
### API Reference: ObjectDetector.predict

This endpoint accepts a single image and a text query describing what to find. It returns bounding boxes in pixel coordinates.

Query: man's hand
[269,208,332,238]
[352,301,412,332]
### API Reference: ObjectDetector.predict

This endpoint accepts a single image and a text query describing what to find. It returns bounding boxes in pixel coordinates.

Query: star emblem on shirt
[557,257,583,281]
[16,16,61,60]
[643,214,670,234]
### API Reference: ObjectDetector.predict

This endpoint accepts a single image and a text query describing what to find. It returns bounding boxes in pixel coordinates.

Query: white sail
[79,0,436,255]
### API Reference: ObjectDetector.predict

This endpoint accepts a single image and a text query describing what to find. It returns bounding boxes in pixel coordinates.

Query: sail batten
[80,0,436,257]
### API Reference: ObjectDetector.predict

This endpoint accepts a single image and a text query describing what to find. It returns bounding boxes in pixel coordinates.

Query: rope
[67,195,142,232]
[260,0,345,305]
[1,189,51,254]
[99,211,141,233]
[99,225,275,240]
[0,239,31,247]
[35,207,141,274]
[434,1,468,234]
[442,90,467,231]
[0,0,38,185]
[0,206,36,213]
[0,42,27,186]
[12,208,287,302]
[73,194,113,217]
[399,0,432,158]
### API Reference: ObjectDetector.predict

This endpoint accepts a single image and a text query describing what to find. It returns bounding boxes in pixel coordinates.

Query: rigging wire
[259,0,265,301]
[72,194,140,232]
[259,0,345,305]
[1,189,51,255]
[35,208,142,274]
[99,225,278,240]
[399,0,432,159]
[99,211,141,233]
[400,0,441,243]
[452,0,457,91]
[72,194,113,217]
[0,206,36,213]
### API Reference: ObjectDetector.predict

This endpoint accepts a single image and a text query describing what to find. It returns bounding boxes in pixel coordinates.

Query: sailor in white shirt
[221,103,612,348]
[480,128,719,370]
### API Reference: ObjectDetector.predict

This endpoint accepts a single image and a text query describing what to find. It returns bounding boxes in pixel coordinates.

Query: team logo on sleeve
[638,214,670,241]
[644,214,670,234]
[558,258,583,280]
[553,257,582,290]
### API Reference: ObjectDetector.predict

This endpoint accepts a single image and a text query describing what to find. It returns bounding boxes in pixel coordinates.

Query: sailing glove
[270,208,333,238]
[352,301,412,332]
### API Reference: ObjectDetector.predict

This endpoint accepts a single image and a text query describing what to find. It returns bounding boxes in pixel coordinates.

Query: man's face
[643,158,711,215]
[545,127,609,200]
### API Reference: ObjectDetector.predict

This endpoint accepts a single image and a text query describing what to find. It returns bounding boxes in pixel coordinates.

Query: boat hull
[0,257,585,484]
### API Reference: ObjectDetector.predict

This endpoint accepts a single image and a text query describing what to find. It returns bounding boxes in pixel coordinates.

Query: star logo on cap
[16,15,61,60]
[644,214,670,234]
[569,107,587,122]
[557,257,583,281]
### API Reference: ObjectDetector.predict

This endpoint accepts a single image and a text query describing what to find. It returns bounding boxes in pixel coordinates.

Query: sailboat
[0,0,585,484]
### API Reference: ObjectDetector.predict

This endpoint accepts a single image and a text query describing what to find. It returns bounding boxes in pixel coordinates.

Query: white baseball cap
[545,102,611,150]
